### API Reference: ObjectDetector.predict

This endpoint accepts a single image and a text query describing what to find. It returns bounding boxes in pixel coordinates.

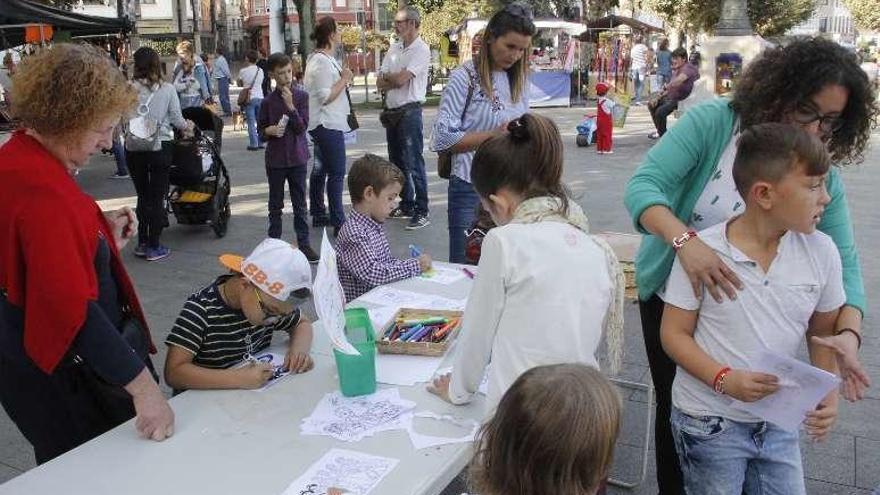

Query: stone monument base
[683,34,770,111]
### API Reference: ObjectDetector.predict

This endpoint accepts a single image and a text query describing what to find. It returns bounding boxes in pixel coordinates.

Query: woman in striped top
[430,4,535,263]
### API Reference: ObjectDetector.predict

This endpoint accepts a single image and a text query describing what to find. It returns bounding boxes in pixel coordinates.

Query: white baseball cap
[218,239,312,300]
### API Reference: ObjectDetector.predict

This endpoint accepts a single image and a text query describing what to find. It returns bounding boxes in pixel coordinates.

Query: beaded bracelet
[713,366,732,395]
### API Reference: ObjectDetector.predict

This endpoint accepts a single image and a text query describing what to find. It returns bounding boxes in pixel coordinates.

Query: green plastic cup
[333,307,377,397]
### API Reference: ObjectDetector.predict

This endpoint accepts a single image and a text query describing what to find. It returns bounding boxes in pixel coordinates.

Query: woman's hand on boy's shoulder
[427,373,454,403]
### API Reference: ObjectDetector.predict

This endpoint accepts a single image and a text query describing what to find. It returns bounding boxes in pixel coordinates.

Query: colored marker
[398,317,447,327]
[409,244,421,257]
[400,324,424,341]
[462,268,475,279]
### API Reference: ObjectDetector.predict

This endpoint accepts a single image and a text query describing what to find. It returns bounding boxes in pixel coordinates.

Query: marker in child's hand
[409,244,422,257]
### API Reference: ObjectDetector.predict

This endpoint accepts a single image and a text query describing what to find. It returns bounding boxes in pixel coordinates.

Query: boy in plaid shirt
[335,154,432,301]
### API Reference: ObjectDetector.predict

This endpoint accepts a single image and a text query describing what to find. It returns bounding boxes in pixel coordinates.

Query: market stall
[578,15,664,96]
[443,18,587,107]
[0,0,130,47]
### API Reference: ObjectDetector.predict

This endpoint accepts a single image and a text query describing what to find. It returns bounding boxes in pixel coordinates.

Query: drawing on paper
[301,389,416,442]
[282,449,398,495]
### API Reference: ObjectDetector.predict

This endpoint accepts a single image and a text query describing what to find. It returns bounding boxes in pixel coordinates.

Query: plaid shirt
[335,209,421,302]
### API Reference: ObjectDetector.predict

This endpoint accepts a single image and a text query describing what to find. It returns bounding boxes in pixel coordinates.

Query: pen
[462,268,475,279]
[409,244,421,257]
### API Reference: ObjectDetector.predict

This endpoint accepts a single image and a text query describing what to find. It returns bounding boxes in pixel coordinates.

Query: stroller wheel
[576,134,591,147]
[211,184,231,238]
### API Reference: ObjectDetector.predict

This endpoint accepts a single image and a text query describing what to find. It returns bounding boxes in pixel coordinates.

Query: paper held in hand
[313,230,360,355]
[730,350,841,432]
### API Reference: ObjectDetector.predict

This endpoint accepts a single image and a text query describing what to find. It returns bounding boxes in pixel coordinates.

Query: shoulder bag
[437,67,475,180]
[237,68,259,107]
[125,85,159,152]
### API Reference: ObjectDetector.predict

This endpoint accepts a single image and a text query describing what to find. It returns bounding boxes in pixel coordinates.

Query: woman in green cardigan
[624,37,877,494]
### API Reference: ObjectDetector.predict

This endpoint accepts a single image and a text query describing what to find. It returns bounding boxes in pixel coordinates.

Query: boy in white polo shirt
[660,123,848,495]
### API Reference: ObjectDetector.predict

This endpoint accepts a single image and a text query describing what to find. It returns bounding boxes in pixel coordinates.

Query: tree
[647,0,815,38]
[844,0,880,32]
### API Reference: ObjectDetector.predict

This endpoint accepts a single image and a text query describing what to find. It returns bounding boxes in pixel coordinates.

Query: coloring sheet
[246,351,290,392]
[419,265,467,285]
[301,388,416,442]
[376,354,443,386]
[281,449,398,495]
[356,286,465,312]
[730,351,840,431]
[314,231,359,355]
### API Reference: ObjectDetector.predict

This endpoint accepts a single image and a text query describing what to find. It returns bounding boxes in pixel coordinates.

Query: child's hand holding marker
[410,244,433,273]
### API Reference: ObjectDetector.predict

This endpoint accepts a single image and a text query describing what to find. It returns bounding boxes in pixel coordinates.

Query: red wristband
[713,366,731,394]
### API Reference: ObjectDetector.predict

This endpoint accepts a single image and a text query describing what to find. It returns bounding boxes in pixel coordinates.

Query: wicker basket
[376,308,463,357]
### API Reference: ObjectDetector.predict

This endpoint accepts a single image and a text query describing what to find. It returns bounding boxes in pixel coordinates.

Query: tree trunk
[191,0,202,53]
[293,0,316,67]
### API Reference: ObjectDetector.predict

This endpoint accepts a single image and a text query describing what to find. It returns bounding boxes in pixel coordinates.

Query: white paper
[281,449,398,495]
[246,351,290,392]
[301,388,416,442]
[344,130,358,145]
[356,286,466,312]
[314,231,359,355]
[405,411,480,450]
[419,265,467,285]
[376,354,443,386]
[730,351,841,431]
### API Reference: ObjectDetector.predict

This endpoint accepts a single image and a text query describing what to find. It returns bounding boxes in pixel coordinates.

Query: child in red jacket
[595,82,615,154]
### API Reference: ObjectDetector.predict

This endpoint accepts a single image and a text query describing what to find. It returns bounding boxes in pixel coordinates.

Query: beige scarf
[510,196,625,375]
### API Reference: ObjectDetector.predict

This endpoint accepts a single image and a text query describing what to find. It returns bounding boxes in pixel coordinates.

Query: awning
[0,0,130,47]
[579,14,664,40]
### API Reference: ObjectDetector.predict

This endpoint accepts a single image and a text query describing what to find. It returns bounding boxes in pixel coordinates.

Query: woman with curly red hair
[0,43,174,464]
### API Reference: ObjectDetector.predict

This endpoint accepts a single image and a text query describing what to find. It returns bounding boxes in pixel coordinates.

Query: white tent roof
[460,18,586,37]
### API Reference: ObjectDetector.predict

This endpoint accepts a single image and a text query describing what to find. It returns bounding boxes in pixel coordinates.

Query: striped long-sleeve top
[430,60,530,183]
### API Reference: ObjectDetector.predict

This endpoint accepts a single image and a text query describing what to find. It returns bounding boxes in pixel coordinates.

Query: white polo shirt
[665,220,845,422]
[380,36,430,109]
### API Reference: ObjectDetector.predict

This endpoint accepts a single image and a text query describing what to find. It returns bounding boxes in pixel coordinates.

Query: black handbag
[345,89,359,131]
[379,107,406,128]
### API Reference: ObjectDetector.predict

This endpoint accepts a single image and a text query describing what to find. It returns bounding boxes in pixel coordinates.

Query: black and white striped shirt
[165,276,301,369]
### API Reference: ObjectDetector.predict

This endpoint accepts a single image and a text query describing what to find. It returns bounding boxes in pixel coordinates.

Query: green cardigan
[624,98,866,314]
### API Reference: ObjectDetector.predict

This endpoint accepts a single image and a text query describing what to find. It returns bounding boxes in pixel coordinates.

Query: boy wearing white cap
[164,239,315,391]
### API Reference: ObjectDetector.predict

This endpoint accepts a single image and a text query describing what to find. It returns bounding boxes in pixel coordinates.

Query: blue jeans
[631,69,644,103]
[309,126,347,228]
[217,77,231,115]
[447,175,480,263]
[671,407,806,495]
[386,105,428,216]
[111,137,127,175]
[245,98,263,148]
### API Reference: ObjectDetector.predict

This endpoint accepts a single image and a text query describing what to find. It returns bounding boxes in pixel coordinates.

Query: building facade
[789,0,857,44]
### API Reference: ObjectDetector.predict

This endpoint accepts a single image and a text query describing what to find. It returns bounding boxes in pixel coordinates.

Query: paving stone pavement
[0,104,877,494]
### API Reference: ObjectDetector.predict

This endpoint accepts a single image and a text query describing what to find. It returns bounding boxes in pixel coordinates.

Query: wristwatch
[672,230,698,251]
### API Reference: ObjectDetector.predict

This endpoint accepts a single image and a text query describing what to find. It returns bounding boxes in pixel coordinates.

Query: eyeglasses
[393,19,413,25]
[790,102,845,134]
[253,287,284,326]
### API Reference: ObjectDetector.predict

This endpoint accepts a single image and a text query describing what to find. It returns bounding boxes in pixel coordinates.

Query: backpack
[126,85,159,152]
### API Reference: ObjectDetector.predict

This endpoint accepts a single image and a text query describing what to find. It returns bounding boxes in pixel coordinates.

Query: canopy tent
[578,14,664,41]
[0,0,130,47]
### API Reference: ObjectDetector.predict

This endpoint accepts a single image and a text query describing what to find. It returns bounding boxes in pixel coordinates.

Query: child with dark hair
[258,52,318,262]
[335,154,432,302]
[469,363,622,495]
[429,113,625,408]
[660,123,865,495]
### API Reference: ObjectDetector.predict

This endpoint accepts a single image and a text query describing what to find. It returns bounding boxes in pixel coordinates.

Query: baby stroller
[576,114,597,147]
[167,107,231,237]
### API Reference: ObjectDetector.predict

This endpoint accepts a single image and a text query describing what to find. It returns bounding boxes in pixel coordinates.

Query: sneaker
[406,213,430,230]
[109,172,130,179]
[648,132,660,140]
[247,146,260,151]
[300,245,320,264]
[312,216,329,228]
[389,206,413,219]
[145,245,171,262]
[133,243,147,258]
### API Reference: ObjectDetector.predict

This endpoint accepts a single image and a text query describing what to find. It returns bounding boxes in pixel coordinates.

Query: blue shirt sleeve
[431,66,473,152]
